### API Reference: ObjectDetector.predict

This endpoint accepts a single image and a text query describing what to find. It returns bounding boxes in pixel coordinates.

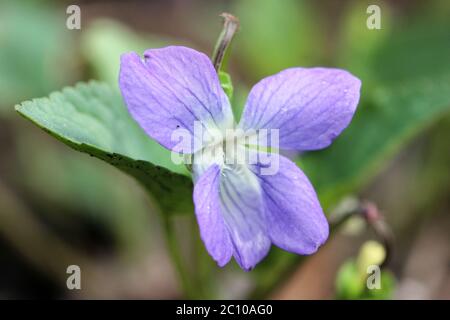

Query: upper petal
[250,154,329,254]
[119,46,234,153]
[239,68,361,151]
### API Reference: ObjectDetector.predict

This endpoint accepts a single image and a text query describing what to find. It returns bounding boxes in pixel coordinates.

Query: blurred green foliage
[0,0,77,115]
[336,260,395,299]
[15,130,155,254]
[233,0,325,79]
[81,19,184,87]
[336,240,394,299]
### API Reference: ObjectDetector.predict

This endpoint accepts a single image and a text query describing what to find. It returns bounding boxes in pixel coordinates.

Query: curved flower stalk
[119,46,361,270]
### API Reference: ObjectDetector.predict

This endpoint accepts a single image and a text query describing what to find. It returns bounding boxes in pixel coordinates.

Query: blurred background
[0,0,449,299]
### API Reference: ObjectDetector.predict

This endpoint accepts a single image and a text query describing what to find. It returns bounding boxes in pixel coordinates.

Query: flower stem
[329,200,394,267]
[212,13,240,72]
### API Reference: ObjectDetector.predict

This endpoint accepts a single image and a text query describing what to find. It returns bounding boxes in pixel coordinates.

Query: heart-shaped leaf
[15,81,193,214]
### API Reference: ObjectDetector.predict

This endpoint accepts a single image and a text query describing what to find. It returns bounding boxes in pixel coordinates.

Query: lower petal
[219,165,271,270]
[193,165,233,267]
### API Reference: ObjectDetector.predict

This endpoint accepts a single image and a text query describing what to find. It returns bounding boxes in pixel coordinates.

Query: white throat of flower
[191,127,249,180]
[186,120,280,181]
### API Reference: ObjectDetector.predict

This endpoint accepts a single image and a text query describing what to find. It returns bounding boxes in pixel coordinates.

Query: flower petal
[239,68,361,151]
[250,154,329,254]
[193,163,271,271]
[119,46,234,152]
[219,165,271,270]
[193,164,233,267]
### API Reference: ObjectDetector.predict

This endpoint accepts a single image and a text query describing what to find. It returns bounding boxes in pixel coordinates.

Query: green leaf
[219,71,234,101]
[15,81,193,214]
[371,19,450,86]
[336,0,393,87]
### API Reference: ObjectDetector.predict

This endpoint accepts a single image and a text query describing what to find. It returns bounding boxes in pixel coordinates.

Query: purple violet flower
[119,46,361,270]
